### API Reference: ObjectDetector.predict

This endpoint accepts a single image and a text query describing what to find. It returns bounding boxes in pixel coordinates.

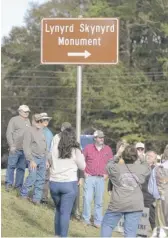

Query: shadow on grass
[28,188,55,210]
[11,204,53,236]
[71,232,99,237]
[1,181,54,209]
[1,180,6,185]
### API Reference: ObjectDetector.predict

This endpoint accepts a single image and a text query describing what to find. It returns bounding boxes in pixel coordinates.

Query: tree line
[1,0,168,154]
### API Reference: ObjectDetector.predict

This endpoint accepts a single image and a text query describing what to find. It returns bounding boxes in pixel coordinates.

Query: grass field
[1,173,122,237]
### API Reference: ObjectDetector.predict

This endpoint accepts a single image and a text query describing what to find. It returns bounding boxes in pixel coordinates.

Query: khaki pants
[155,199,168,227]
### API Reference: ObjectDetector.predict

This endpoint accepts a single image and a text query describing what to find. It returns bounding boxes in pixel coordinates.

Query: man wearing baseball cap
[20,114,49,204]
[135,142,145,161]
[82,130,113,228]
[5,104,31,191]
[135,142,145,150]
[40,112,53,204]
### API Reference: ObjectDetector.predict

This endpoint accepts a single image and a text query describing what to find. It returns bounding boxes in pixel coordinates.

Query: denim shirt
[43,127,53,152]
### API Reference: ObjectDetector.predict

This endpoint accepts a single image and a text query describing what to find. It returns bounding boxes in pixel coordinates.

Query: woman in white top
[49,128,86,237]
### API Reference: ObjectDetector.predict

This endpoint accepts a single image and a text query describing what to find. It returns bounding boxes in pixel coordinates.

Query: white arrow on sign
[67,50,91,59]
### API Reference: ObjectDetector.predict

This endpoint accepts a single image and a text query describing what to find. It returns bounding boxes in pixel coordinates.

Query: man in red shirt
[82,130,113,228]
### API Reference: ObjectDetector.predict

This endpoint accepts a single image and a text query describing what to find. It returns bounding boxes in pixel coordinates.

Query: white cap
[135,142,145,149]
[33,114,43,122]
[93,130,104,138]
[40,112,52,120]
[18,105,30,112]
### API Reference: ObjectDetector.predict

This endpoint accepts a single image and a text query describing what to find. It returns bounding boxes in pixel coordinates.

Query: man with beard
[82,130,113,228]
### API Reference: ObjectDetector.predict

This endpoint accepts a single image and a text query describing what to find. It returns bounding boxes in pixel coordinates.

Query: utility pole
[76,66,82,143]
[75,0,84,219]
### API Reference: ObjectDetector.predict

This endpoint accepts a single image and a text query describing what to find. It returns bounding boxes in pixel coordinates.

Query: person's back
[107,140,129,195]
[49,128,86,238]
[50,147,85,182]
[108,161,150,212]
[101,145,150,238]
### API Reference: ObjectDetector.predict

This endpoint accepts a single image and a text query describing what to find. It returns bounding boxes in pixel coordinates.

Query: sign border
[41,18,119,65]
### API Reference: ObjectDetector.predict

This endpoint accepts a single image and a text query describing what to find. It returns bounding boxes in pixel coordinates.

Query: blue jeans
[101,209,142,237]
[20,157,46,202]
[5,150,26,188]
[82,176,105,225]
[50,181,78,237]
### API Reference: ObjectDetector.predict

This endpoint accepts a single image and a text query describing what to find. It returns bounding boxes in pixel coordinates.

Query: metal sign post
[76,66,82,143]
[75,65,82,217]
[41,16,119,219]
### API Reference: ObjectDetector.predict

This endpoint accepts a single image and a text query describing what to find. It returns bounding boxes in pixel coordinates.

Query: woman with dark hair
[101,145,150,238]
[49,128,86,237]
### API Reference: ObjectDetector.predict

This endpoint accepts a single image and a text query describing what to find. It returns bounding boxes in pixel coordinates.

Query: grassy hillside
[1,177,122,237]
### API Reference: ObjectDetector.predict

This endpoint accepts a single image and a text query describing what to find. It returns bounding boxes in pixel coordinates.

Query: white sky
[1,0,49,37]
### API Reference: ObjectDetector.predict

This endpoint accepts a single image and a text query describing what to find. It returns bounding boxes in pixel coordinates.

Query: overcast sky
[1,0,49,37]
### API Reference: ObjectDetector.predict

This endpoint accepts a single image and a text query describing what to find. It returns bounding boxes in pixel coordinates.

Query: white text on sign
[41,18,119,64]
[45,23,115,35]
[45,23,116,47]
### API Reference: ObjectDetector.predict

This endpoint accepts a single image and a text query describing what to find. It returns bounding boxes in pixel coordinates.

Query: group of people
[5,105,53,204]
[4,104,168,237]
[106,142,168,238]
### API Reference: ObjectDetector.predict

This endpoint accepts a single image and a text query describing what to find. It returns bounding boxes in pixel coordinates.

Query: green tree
[1,0,168,153]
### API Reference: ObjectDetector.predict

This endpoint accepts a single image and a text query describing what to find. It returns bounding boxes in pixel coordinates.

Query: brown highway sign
[41,18,119,65]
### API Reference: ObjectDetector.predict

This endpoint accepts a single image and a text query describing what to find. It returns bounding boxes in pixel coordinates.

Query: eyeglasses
[137,148,144,151]
[36,120,43,123]
[42,119,49,122]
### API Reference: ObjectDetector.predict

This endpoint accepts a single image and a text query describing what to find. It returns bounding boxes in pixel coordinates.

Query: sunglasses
[36,120,43,123]
[37,119,49,123]
[42,119,49,122]
[137,148,144,151]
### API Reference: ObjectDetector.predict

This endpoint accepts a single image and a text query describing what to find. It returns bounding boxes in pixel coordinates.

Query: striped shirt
[83,144,113,176]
